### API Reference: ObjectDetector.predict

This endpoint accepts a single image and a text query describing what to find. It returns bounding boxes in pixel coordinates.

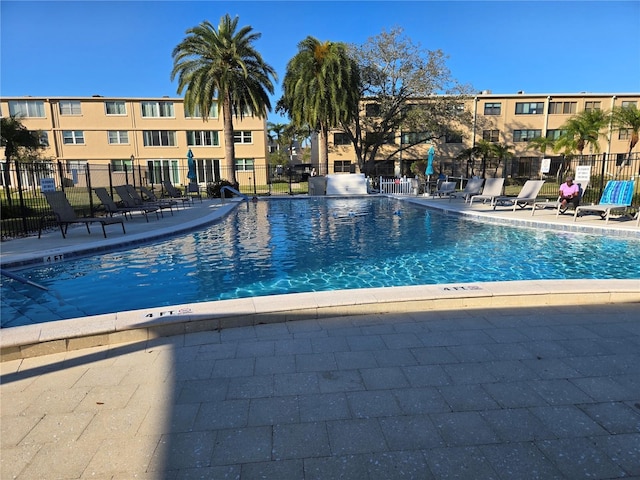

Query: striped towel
[600,181,635,205]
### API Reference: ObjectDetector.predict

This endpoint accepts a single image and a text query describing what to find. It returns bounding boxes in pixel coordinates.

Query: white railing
[379,176,416,195]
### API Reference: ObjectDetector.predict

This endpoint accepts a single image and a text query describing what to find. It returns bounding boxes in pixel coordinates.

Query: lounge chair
[125,185,175,216]
[432,181,456,199]
[451,178,484,203]
[574,180,635,224]
[139,186,181,211]
[531,180,589,217]
[114,185,160,222]
[39,191,125,239]
[94,187,140,220]
[162,180,190,206]
[469,178,505,206]
[493,180,545,211]
[187,183,203,203]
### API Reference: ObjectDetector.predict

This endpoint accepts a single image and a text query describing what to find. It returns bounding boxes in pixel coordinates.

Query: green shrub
[206,179,238,198]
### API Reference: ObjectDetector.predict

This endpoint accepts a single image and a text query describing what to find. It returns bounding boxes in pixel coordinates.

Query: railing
[220,186,250,209]
[379,176,416,195]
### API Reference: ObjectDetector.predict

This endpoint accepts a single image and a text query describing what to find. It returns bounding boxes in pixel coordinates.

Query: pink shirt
[559,182,579,197]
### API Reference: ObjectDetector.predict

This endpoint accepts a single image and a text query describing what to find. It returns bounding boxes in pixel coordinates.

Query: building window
[187,130,219,146]
[513,129,542,142]
[8,100,45,117]
[195,158,221,183]
[549,101,577,115]
[232,105,253,117]
[333,133,351,145]
[515,102,544,115]
[365,103,380,117]
[141,101,174,118]
[143,130,176,146]
[62,130,85,144]
[108,131,129,144]
[618,129,632,140]
[484,103,501,115]
[546,129,566,140]
[185,104,218,118]
[111,159,133,172]
[445,132,462,143]
[482,130,500,142]
[334,161,351,173]
[65,160,87,174]
[401,132,429,144]
[235,158,254,171]
[233,131,252,144]
[105,101,126,115]
[148,159,179,184]
[621,101,637,108]
[584,101,601,112]
[59,100,82,115]
[365,132,395,145]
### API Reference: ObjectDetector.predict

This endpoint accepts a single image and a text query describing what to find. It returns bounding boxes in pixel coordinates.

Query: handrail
[1,269,49,291]
[220,186,250,206]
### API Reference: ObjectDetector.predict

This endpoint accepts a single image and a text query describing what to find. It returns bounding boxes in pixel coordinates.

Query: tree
[611,104,640,160]
[340,27,474,175]
[171,15,277,185]
[1,115,43,205]
[489,142,514,178]
[554,109,608,156]
[277,36,360,175]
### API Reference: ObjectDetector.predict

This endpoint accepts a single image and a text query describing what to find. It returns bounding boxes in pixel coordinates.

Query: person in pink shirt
[559,175,580,211]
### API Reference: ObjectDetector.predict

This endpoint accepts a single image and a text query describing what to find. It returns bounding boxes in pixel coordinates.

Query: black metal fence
[0,162,312,239]
[2,153,639,239]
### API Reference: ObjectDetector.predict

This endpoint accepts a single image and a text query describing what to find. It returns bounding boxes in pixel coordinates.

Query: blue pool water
[2,197,639,327]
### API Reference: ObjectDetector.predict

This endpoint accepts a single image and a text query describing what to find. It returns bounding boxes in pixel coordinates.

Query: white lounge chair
[493,180,545,211]
[469,178,505,206]
[452,178,484,203]
[532,180,589,217]
[432,181,457,199]
[574,180,635,224]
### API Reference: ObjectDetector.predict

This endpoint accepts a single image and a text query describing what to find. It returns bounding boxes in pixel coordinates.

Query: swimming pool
[2,197,639,328]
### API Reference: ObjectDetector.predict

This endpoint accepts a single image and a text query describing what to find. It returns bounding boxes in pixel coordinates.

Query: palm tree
[611,104,640,160]
[171,15,277,185]
[1,115,42,205]
[278,36,360,175]
[267,122,287,151]
[489,142,514,178]
[554,109,608,156]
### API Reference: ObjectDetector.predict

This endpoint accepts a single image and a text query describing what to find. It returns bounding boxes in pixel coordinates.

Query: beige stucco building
[326,92,640,178]
[0,96,269,187]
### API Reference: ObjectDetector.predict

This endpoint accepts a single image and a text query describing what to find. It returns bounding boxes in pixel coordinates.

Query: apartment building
[327,92,640,178]
[0,96,269,187]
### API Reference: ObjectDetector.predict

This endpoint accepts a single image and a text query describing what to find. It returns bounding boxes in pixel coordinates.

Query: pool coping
[2,196,639,361]
[2,279,639,361]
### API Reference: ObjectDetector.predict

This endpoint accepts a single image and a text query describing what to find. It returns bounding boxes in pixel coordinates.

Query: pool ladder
[220,186,251,209]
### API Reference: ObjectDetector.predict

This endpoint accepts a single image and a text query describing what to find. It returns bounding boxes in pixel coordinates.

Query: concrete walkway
[1,194,639,479]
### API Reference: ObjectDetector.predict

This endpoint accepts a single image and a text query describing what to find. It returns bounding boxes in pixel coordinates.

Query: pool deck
[1,195,639,479]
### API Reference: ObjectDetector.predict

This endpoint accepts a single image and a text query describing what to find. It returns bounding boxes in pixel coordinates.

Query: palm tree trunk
[222,96,237,186]
[319,125,329,176]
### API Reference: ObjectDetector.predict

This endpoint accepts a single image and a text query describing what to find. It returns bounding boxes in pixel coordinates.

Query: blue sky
[2,0,639,123]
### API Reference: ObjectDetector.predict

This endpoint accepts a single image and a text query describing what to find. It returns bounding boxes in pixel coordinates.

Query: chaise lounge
[39,191,125,239]
[574,180,635,224]
[493,180,545,211]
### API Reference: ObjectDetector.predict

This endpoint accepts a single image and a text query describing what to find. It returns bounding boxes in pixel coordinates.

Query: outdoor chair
[574,180,635,224]
[469,178,505,206]
[432,181,457,199]
[451,178,484,203]
[493,180,545,211]
[187,183,203,203]
[125,185,174,216]
[39,191,125,239]
[162,180,191,207]
[114,185,160,222]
